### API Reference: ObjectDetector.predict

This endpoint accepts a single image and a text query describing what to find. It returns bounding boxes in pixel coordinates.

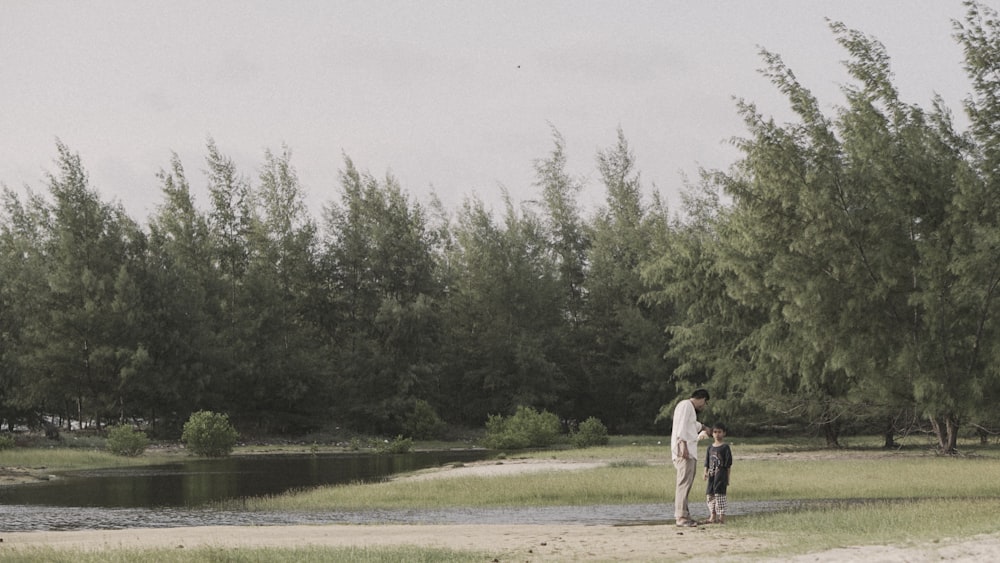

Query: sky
[1,1,993,223]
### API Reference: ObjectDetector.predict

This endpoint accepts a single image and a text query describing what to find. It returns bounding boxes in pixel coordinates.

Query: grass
[0,546,494,563]
[222,464,664,511]
[223,436,1000,511]
[6,434,1000,560]
[731,498,1000,558]
[0,445,184,473]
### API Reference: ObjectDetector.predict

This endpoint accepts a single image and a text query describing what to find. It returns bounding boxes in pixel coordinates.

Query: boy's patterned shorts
[706,493,728,514]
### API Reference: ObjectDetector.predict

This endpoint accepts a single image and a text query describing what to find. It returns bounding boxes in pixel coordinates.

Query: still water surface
[0,450,490,509]
[0,451,797,532]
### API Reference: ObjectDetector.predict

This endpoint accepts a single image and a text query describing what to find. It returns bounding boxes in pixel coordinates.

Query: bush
[181,411,239,457]
[571,416,610,448]
[402,399,446,440]
[377,435,413,454]
[484,406,562,450]
[0,434,15,450]
[105,424,149,456]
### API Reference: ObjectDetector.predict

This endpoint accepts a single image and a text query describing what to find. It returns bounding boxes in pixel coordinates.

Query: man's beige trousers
[673,457,697,521]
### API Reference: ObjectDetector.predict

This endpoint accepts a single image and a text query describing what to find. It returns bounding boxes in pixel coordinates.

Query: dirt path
[0,523,772,561]
[4,524,1000,561]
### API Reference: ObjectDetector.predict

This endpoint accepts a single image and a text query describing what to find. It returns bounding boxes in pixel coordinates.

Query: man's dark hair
[691,388,710,400]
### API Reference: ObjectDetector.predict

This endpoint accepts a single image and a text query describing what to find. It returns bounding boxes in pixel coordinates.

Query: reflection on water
[0,450,489,509]
[0,451,805,532]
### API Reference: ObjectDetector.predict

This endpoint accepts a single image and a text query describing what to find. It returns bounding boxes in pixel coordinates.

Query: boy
[703,422,732,524]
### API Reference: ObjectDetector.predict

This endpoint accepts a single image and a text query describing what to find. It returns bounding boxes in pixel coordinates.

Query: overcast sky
[1,1,991,222]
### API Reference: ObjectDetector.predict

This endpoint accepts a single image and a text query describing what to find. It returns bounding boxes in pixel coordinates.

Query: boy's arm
[725,445,733,484]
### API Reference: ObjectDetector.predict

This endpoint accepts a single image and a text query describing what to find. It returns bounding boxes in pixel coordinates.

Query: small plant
[484,406,562,450]
[0,434,15,450]
[181,410,239,457]
[377,435,413,454]
[609,459,649,468]
[571,416,610,448]
[105,424,149,456]
[402,399,446,439]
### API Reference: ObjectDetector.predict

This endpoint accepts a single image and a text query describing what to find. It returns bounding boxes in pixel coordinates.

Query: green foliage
[10,4,1000,444]
[582,128,674,433]
[376,435,413,454]
[570,417,610,448]
[323,158,444,434]
[402,399,445,440]
[483,406,562,450]
[105,425,148,457]
[0,433,15,450]
[181,411,239,457]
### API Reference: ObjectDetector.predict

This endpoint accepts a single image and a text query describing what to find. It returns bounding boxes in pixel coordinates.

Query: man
[671,388,710,527]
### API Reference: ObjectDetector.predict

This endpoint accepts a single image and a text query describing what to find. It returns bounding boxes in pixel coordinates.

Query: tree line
[0,130,675,439]
[3,2,1000,453]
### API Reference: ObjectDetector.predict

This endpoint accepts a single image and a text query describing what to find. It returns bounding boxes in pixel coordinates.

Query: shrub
[105,424,149,456]
[181,411,239,457]
[484,406,562,450]
[0,434,15,450]
[377,435,413,454]
[402,399,446,440]
[571,416,610,448]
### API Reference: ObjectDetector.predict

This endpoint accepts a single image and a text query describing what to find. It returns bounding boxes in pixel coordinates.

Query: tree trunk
[821,420,840,447]
[946,416,959,453]
[929,414,959,454]
[882,416,898,449]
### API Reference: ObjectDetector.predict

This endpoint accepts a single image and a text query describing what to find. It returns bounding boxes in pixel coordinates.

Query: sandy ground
[0,523,775,561]
[4,522,1000,562]
[4,457,1000,561]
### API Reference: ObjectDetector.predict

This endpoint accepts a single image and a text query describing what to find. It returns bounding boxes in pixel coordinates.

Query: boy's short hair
[712,422,728,433]
[691,388,710,400]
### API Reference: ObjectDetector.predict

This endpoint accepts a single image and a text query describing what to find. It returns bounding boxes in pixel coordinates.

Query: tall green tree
[439,194,566,424]
[582,129,673,432]
[241,146,327,432]
[321,158,443,433]
[19,142,148,428]
[679,10,1000,452]
[202,139,257,415]
[0,188,50,428]
[531,130,591,419]
[144,153,222,431]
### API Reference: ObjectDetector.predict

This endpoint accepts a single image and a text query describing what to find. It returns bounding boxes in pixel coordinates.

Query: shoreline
[5,456,1000,560]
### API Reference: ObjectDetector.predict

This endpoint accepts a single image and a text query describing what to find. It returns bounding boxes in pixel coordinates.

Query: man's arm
[677,439,689,459]
[672,400,705,458]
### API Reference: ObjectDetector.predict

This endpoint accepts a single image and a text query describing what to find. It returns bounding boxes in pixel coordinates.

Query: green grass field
[3,433,999,560]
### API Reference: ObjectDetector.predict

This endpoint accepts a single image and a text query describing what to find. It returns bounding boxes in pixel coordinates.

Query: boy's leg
[705,494,717,522]
[717,494,727,523]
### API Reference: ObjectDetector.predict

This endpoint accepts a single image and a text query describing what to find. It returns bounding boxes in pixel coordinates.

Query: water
[0,451,801,532]
[0,450,490,530]
[0,450,489,509]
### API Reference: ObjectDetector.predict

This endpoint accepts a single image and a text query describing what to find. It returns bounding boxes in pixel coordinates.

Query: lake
[0,450,490,509]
